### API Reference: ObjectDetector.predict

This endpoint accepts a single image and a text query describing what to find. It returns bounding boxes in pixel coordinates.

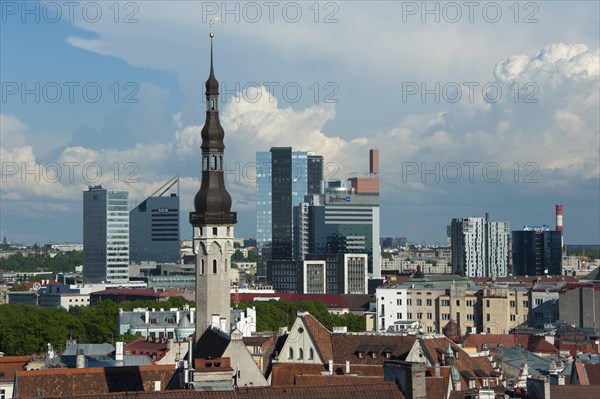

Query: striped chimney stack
[556,204,564,254]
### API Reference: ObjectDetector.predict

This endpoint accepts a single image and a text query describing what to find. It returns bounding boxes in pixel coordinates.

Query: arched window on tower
[212,259,217,274]
[298,348,304,360]
[201,259,205,275]
[288,347,294,360]
[309,348,314,360]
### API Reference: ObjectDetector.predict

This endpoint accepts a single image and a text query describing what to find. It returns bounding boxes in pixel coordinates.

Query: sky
[1,0,599,246]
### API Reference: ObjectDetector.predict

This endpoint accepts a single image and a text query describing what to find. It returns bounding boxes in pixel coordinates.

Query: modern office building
[269,253,368,294]
[255,148,323,281]
[130,176,180,264]
[449,213,509,277]
[512,226,562,276]
[83,186,129,283]
[308,179,381,277]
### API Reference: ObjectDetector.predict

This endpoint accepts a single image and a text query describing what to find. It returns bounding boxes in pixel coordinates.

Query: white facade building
[450,215,509,277]
[376,285,409,332]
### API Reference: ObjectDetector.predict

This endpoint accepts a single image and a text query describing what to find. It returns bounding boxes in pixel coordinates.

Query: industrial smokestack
[556,204,564,253]
[369,149,379,175]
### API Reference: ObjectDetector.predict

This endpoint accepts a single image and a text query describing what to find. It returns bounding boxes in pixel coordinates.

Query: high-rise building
[83,186,129,283]
[255,148,323,281]
[307,149,382,274]
[449,213,509,277]
[130,176,180,264]
[309,180,380,276]
[512,226,562,275]
[190,32,237,337]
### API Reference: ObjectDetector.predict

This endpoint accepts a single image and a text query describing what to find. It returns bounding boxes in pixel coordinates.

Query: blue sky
[1,1,599,245]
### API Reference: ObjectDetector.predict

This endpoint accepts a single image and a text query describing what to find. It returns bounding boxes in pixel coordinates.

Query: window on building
[309,348,314,360]
[426,299,432,306]
[416,299,422,306]
[407,299,412,306]
[397,299,402,306]
[486,314,490,321]
[535,298,543,305]
[212,227,218,236]
[523,301,528,307]
[427,312,432,319]
[289,347,294,360]
[213,259,217,274]
[407,313,412,319]
[417,312,422,319]
[486,300,490,308]
[510,301,516,307]
[510,315,516,321]
[441,300,450,307]
[456,300,460,306]
[397,313,402,319]
[298,348,304,359]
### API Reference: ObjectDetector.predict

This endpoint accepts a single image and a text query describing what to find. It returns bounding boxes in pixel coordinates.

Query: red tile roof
[331,334,417,365]
[0,355,30,383]
[419,337,499,390]
[461,334,558,354]
[14,364,176,398]
[550,385,600,398]
[124,338,168,360]
[583,363,600,385]
[24,383,406,399]
[302,314,334,362]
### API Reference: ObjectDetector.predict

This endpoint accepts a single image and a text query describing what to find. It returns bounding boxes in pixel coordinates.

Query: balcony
[189,212,237,225]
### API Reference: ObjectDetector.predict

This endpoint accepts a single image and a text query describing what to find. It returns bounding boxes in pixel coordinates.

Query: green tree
[9,283,28,292]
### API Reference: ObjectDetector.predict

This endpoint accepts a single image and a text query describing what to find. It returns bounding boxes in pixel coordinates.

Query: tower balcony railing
[189,211,237,225]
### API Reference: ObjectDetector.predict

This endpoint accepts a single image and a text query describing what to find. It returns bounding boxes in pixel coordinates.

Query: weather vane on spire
[209,16,220,37]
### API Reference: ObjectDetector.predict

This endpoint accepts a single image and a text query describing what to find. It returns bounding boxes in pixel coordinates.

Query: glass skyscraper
[256,148,323,281]
[83,186,129,283]
[512,227,562,275]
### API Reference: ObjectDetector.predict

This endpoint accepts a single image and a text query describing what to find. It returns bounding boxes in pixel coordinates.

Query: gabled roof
[332,334,416,365]
[0,355,30,383]
[425,366,451,399]
[193,327,230,359]
[419,337,498,390]
[302,313,334,361]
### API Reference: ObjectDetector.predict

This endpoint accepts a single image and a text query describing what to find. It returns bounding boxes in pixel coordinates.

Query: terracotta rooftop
[550,385,600,398]
[331,334,417,365]
[14,364,177,398]
[37,382,406,398]
[302,313,334,362]
[583,363,600,385]
[461,334,559,354]
[124,338,169,360]
[0,355,30,383]
[419,337,499,390]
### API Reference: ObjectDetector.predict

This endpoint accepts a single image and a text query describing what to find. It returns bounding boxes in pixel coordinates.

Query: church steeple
[192,31,236,221]
[191,31,237,339]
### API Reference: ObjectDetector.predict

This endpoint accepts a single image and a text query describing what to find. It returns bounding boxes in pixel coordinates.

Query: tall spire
[191,29,235,221]
[206,31,219,97]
